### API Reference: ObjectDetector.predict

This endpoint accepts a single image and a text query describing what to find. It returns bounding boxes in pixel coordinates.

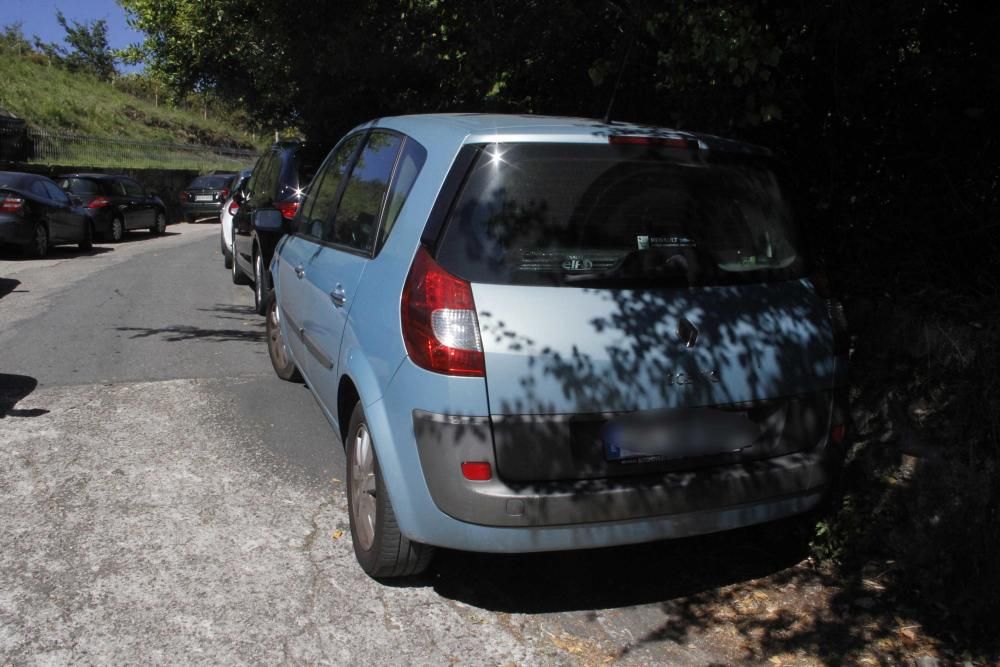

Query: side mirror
[252,208,284,233]
[70,195,84,207]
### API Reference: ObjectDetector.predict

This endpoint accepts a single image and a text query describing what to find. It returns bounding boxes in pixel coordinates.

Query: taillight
[220,188,230,200]
[179,191,189,202]
[0,195,24,214]
[401,246,485,377]
[228,200,240,216]
[811,269,850,354]
[274,200,299,220]
[88,196,111,209]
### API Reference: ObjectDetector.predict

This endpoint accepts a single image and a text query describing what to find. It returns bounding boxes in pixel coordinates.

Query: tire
[346,402,434,578]
[150,211,167,235]
[23,222,48,258]
[220,232,233,269]
[231,244,250,285]
[265,297,301,382]
[109,216,125,242]
[78,222,94,251]
[253,249,270,315]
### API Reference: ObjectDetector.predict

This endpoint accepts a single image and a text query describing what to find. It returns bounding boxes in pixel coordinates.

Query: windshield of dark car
[189,175,232,189]
[435,142,806,287]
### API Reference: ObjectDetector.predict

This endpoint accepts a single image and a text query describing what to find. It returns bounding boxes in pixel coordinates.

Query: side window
[249,153,276,206]
[30,180,48,198]
[378,137,427,250]
[326,132,402,252]
[298,134,362,240]
[112,180,128,196]
[122,179,144,197]
[42,180,69,204]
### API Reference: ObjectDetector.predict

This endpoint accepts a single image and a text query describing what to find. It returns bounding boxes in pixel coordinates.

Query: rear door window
[436,142,806,287]
[42,180,69,204]
[325,132,402,253]
[298,135,363,241]
[122,179,145,197]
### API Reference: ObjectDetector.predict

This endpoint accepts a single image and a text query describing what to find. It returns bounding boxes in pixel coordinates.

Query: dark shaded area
[0,277,21,299]
[0,245,114,261]
[115,323,264,344]
[0,373,48,418]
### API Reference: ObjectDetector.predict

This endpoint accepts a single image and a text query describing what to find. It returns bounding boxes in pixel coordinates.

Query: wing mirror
[252,208,285,233]
[69,195,84,207]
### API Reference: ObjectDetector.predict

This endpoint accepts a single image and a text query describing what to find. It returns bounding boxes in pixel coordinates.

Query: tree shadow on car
[0,373,49,419]
[415,516,814,615]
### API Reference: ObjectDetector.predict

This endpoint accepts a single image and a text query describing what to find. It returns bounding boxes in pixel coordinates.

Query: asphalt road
[0,224,834,665]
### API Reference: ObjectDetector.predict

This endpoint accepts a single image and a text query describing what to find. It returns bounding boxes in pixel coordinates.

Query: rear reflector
[609,135,699,149]
[401,246,485,377]
[830,424,846,444]
[88,196,111,209]
[0,195,24,213]
[461,462,492,481]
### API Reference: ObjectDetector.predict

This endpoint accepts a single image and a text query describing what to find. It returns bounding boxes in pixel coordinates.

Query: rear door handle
[330,284,347,307]
[294,265,305,279]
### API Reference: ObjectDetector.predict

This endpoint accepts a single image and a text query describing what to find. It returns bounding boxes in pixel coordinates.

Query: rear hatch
[434,140,837,481]
[182,174,233,204]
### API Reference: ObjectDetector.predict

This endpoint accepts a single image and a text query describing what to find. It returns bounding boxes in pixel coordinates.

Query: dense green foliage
[31,12,118,81]
[121,0,998,649]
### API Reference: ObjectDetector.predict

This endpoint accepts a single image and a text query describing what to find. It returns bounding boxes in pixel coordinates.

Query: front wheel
[347,403,434,578]
[265,297,301,382]
[109,216,125,242]
[78,222,94,250]
[150,211,167,235]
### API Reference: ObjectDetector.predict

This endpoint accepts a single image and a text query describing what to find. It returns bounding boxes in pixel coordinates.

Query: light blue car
[261,114,850,578]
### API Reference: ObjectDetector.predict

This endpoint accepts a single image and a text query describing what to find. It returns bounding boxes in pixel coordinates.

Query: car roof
[370,113,771,156]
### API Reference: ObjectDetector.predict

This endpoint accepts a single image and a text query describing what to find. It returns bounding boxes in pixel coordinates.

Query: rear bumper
[413,410,840,529]
[181,202,223,218]
[0,217,32,245]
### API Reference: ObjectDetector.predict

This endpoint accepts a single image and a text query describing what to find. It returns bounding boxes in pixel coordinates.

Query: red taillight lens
[274,200,299,220]
[179,191,189,202]
[461,462,492,481]
[228,200,240,216]
[0,195,24,213]
[87,196,111,209]
[609,135,699,149]
[401,246,485,377]
[830,424,846,444]
[219,188,230,201]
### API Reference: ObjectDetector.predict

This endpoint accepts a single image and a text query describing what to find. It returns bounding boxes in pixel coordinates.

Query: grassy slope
[0,55,254,149]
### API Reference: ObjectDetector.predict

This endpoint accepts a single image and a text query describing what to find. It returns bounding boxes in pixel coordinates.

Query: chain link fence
[0,125,258,171]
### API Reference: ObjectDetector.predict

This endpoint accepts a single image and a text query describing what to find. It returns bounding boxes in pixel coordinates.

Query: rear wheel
[347,403,434,578]
[109,216,125,242]
[78,222,94,251]
[23,223,48,258]
[221,232,233,268]
[265,296,301,381]
[231,245,250,285]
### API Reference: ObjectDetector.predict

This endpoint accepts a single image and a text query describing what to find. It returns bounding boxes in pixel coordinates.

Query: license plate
[194,195,213,202]
[603,409,758,462]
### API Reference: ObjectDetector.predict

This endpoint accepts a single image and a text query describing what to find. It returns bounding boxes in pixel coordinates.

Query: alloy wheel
[267,301,289,368]
[156,213,166,234]
[255,254,264,308]
[112,218,123,241]
[350,424,378,552]
[35,225,48,256]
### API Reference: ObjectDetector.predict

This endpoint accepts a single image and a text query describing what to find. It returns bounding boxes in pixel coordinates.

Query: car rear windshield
[435,142,807,287]
[58,177,107,195]
[281,144,331,199]
[188,175,232,189]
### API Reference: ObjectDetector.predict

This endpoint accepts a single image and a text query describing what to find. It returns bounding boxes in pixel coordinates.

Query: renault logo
[676,317,699,348]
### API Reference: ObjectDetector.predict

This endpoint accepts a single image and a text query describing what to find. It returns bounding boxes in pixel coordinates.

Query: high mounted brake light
[401,246,485,377]
[608,135,699,150]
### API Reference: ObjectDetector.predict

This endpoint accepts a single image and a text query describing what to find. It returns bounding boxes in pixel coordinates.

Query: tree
[34,11,117,81]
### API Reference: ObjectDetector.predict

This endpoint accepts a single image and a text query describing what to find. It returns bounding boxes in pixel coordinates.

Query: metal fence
[0,126,258,171]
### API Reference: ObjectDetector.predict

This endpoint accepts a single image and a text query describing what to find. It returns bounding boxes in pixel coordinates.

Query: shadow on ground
[115,322,265,343]
[0,277,22,299]
[0,246,113,261]
[0,373,48,418]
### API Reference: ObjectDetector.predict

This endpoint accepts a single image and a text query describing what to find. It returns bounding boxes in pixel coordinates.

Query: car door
[39,179,82,241]
[299,131,403,411]
[120,178,152,228]
[278,134,363,378]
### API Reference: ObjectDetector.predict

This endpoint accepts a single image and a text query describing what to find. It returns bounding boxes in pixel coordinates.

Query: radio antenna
[603,39,633,125]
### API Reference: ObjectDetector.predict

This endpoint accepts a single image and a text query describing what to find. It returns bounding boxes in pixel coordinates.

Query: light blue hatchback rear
[266,114,850,577]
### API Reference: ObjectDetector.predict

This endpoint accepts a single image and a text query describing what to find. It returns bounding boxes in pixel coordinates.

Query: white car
[220,169,251,269]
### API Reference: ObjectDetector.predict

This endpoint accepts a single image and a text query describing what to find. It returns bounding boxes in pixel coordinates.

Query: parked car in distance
[1,170,94,257]
[232,141,329,314]
[179,173,235,223]
[266,114,850,578]
[57,173,167,241]
[220,169,252,269]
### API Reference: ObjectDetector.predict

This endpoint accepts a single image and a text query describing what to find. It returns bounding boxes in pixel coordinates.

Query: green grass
[0,54,256,149]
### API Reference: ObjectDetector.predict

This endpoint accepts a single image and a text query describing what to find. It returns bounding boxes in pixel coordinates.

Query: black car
[0,171,93,257]
[232,141,329,314]
[57,174,167,241]
[179,173,235,222]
